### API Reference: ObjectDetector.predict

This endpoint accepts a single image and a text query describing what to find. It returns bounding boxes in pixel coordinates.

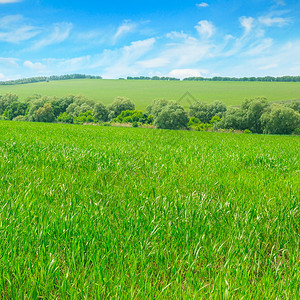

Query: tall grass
[0,121,299,298]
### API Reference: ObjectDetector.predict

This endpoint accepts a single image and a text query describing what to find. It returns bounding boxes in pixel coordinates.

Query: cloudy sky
[0,0,299,80]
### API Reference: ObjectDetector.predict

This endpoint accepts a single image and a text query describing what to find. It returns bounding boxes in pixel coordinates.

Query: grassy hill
[0,79,299,110]
[0,120,299,298]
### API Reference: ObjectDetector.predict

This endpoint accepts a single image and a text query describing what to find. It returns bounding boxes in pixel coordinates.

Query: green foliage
[210,115,222,125]
[146,99,169,118]
[33,103,55,123]
[4,101,29,120]
[261,104,300,134]
[57,112,73,123]
[0,93,19,115]
[194,123,213,131]
[132,121,138,127]
[73,110,95,124]
[188,117,200,128]
[284,100,300,114]
[108,97,135,119]
[189,100,227,123]
[113,110,149,124]
[13,115,28,122]
[154,102,189,130]
[93,102,109,122]
[217,98,269,133]
[244,129,252,134]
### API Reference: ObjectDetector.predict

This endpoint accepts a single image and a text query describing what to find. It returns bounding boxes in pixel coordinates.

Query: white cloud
[0,0,21,3]
[243,38,273,56]
[113,21,136,42]
[0,57,19,67]
[31,22,73,50]
[0,15,40,43]
[166,31,189,40]
[196,2,209,8]
[23,60,46,71]
[168,69,208,79]
[239,16,255,36]
[195,20,215,38]
[0,73,5,80]
[258,16,289,27]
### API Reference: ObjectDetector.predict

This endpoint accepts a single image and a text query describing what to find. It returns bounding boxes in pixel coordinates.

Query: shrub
[189,101,227,123]
[33,103,55,123]
[13,115,28,122]
[108,97,135,119]
[73,111,95,124]
[132,121,138,127]
[147,99,169,118]
[244,129,252,134]
[94,103,109,122]
[261,104,300,134]
[57,112,73,123]
[155,102,189,130]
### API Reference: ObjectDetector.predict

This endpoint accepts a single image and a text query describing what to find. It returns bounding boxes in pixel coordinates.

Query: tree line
[0,74,102,86]
[0,93,299,135]
[183,76,300,82]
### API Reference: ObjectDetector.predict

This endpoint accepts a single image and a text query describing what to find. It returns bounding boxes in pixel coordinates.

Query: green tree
[155,102,189,130]
[33,103,55,123]
[108,97,135,119]
[261,104,300,134]
[93,102,109,122]
[0,93,19,115]
[4,102,28,120]
[147,99,169,118]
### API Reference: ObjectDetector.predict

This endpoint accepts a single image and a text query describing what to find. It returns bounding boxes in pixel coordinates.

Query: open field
[0,121,299,298]
[0,79,300,110]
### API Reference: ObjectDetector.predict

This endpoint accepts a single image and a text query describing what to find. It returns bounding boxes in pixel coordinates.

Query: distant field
[0,121,299,298]
[0,79,299,110]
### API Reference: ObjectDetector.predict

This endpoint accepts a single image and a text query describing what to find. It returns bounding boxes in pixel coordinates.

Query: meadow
[0,79,300,110]
[0,120,299,298]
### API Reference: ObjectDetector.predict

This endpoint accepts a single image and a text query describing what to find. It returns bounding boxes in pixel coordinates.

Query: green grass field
[0,120,299,298]
[0,79,300,110]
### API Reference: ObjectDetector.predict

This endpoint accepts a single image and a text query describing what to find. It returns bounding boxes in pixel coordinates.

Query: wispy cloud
[0,57,19,67]
[113,21,137,42]
[31,22,73,50]
[195,20,215,38]
[0,0,21,3]
[0,15,41,43]
[258,16,290,27]
[239,16,255,36]
[196,2,209,8]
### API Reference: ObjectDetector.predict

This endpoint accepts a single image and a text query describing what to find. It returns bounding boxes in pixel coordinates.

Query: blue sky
[0,0,299,80]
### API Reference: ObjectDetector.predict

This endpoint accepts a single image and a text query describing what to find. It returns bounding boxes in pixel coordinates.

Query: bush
[33,103,55,123]
[57,112,73,123]
[108,97,135,119]
[261,104,300,134]
[73,111,95,124]
[244,129,252,134]
[195,123,213,131]
[189,101,227,123]
[94,103,109,122]
[132,121,138,127]
[147,99,169,118]
[13,115,28,122]
[155,102,189,130]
